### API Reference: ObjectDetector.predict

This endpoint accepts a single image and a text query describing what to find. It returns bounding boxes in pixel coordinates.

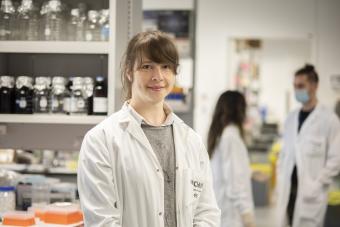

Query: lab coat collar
[122,101,175,126]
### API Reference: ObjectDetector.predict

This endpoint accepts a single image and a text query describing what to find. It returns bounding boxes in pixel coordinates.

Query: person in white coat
[276,64,340,227]
[77,31,220,227]
[208,91,256,227]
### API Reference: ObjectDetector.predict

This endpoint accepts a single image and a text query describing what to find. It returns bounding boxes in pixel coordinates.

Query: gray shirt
[142,124,177,227]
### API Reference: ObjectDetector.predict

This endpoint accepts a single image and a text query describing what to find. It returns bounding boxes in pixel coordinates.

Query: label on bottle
[0,29,6,37]
[40,97,48,108]
[45,28,51,36]
[77,99,85,108]
[19,98,27,108]
[63,97,70,112]
[69,98,78,112]
[85,33,93,41]
[52,99,59,108]
[93,97,107,113]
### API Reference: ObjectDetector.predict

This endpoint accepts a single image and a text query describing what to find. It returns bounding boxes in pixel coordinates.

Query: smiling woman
[121,31,179,101]
[129,58,176,110]
[77,30,221,227]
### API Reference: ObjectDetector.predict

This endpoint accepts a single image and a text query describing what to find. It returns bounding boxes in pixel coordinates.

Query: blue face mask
[295,89,310,104]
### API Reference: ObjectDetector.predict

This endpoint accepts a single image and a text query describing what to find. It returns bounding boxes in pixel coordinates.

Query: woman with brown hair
[208,91,255,227]
[77,31,220,227]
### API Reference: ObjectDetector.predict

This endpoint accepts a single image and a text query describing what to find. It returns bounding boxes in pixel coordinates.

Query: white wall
[195,0,340,140]
[316,0,340,107]
[259,39,311,124]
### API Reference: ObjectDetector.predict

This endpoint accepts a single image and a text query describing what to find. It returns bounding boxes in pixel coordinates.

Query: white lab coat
[211,125,254,227]
[77,103,220,227]
[276,103,340,227]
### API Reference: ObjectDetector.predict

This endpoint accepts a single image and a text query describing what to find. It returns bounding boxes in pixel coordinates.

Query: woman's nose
[151,65,164,81]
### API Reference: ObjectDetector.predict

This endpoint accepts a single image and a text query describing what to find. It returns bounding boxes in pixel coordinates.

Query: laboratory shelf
[0,41,109,54]
[0,114,106,125]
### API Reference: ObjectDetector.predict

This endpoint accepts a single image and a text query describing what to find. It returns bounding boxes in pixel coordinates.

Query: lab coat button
[156,169,160,172]
[159,212,162,216]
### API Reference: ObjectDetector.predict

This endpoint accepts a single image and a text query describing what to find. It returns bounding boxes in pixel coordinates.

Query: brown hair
[207,90,247,158]
[120,31,179,100]
[295,64,319,84]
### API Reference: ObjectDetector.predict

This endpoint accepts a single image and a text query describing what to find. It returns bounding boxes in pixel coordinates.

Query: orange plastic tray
[2,211,36,226]
[44,210,83,225]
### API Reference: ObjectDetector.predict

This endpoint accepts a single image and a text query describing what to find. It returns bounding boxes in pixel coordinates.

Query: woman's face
[129,57,175,105]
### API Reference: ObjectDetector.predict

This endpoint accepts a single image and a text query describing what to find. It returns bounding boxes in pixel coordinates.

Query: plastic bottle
[0,0,15,40]
[0,75,15,113]
[0,186,16,216]
[67,8,79,41]
[93,76,107,115]
[77,3,87,41]
[99,9,109,41]
[39,1,48,40]
[68,7,86,41]
[10,0,20,40]
[33,77,51,113]
[18,0,39,40]
[28,5,39,40]
[85,10,100,41]
[15,76,33,114]
[43,0,63,41]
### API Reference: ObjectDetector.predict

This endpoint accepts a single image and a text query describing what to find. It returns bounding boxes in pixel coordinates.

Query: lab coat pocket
[304,136,326,179]
[304,137,326,157]
[300,182,326,220]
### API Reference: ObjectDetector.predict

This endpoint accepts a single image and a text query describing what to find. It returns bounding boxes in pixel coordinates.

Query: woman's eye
[141,64,152,70]
[162,64,171,69]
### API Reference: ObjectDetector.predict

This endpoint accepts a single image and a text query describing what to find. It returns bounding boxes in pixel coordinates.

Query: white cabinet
[0,0,142,150]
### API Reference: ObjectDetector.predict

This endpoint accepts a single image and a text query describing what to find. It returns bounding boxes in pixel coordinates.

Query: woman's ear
[126,72,132,82]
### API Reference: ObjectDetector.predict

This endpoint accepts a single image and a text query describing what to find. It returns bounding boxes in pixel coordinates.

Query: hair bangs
[135,36,178,73]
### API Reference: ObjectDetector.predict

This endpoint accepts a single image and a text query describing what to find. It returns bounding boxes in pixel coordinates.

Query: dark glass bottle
[83,77,93,115]
[92,76,107,115]
[15,76,33,114]
[63,77,72,114]
[0,75,15,113]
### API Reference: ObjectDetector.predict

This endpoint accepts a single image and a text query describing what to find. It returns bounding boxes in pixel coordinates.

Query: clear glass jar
[15,76,33,114]
[50,76,66,113]
[0,75,15,113]
[0,186,16,215]
[33,77,51,113]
